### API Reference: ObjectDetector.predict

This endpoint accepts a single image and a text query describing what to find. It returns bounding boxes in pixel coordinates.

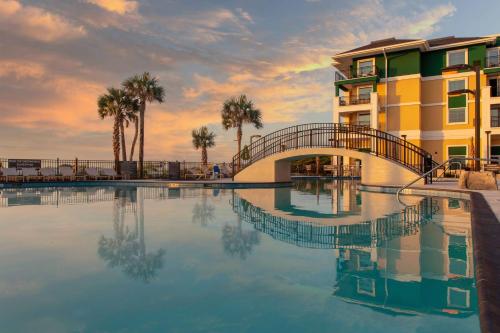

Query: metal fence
[0,158,231,180]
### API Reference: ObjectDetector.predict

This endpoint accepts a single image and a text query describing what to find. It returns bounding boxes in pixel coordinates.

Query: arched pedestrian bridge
[232,123,435,186]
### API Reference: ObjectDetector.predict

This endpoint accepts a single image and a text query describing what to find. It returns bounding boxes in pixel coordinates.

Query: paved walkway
[421,181,500,221]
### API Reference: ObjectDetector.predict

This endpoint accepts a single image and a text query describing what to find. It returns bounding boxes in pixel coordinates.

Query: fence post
[295,125,299,149]
[310,129,313,147]
[75,157,79,175]
[56,158,60,175]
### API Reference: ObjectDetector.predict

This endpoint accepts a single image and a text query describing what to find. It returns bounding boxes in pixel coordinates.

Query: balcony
[336,65,378,80]
[339,94,371,106]
[486,55,500,69]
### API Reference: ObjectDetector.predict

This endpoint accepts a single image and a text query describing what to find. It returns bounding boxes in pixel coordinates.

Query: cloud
[0,60,45,79]
[0,0,86,42]
[86,0,139,15]
[157,8,254,44]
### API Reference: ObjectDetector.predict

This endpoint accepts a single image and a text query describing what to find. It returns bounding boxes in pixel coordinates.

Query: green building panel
[468,44,486,67]
[421,50,446,77]
[448,95,467,108]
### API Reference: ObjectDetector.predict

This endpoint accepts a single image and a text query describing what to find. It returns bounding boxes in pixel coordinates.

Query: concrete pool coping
[361,182,500,333]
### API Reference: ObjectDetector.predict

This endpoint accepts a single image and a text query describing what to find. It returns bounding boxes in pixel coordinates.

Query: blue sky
[0,0,498,161]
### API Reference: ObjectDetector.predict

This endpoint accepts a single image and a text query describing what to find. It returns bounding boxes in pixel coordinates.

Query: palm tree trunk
[138,101,146,178]
[237,125,242,170]
[202,147,208,165]
[120,119,127,161]
[129,118,138,161]
[113,116,121,174]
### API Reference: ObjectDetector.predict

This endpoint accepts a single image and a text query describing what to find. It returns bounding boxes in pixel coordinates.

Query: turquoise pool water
[0,180,479,332]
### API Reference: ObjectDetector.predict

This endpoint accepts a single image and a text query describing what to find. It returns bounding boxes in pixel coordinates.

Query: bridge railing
[232,123,434,180]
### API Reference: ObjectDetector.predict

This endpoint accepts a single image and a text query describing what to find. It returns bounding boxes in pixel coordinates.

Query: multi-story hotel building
[332,35,500,165]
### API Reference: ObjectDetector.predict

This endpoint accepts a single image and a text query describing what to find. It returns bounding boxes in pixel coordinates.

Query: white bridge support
[234,147,424,186]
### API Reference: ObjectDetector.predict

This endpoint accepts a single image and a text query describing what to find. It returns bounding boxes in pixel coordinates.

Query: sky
[0,0,498,161]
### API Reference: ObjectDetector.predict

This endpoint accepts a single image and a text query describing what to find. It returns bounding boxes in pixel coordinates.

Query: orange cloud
[86,0,139,15]
[0,0,86,42]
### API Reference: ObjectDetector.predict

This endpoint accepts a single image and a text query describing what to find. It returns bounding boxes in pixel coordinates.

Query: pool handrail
[396,157,500,205]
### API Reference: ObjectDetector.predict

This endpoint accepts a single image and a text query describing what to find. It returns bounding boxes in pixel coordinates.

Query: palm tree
[192,126,216,165]
[98,88,136,173]
[221,94,262,170]
[128,112,139,161]
[123,72,165,177]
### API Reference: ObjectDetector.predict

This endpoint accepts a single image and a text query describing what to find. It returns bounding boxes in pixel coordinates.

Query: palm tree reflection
[192,190,215,226]
[98,187,165,283]
[222,211,260,260]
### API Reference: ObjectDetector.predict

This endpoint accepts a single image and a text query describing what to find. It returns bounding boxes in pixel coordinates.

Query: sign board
[8,159,42,169]
[168,162,181,179]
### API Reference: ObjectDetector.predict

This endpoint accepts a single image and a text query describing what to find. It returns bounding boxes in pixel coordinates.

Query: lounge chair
[22,168,42,182]
[40,167,58,181]
[184,167,204,180]
[59,166,76,181]
[220,165,232,178]
[0,168,23,182]
[101,168,121,180]
[85,167,101,180]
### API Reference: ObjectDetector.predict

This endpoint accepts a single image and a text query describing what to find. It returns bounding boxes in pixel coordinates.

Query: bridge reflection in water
[231,180,477,318]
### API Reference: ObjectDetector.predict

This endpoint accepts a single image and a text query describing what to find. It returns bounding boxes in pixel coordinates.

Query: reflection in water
[222,216,260,260]
[98,187,166,283]
[231,181,477,318]
[0,181,477,326]
[192,190,215,226]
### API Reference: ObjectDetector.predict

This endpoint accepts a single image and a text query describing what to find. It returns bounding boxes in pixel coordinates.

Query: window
[357,113,371,127]
[491,106,500,127]
[448,79,465,93]
[447,287,470,308]
[448,234,467,276]
[357,59,374,77]
[489,77,500,97]
[355,250,373,270]
[447,49,467,67]
[448,146,467,169]
[357,86,372,103]
[449,108,466,123]
[448,79,467,124]
[487,48,500,68]
[357,277,375,296]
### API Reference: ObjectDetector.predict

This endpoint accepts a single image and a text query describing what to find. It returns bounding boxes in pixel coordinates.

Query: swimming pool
[0,180,479,332]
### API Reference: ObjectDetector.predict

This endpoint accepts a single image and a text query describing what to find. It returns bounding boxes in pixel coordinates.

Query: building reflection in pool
[231,181,477,318]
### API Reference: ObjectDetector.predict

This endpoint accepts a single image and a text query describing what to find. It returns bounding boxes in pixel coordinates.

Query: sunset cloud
[86,0,139,15]
[0,0,86,42]
[0,0,466,161]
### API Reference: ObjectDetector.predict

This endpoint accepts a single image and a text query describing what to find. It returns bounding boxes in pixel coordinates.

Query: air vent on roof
[370,37,396,44]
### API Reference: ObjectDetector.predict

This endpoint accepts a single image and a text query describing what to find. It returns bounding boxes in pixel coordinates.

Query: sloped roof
[336,38,420,55]
[427,36,483,47]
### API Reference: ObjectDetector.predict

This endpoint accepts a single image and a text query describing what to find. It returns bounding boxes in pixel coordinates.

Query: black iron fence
[232,123,436,182]
[0,158,231,180]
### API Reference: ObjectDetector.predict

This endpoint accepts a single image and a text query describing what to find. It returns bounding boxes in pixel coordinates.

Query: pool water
[0,180,479,332]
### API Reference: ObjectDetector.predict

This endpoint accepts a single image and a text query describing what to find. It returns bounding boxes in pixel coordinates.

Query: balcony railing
[339,94,371,106]
[492,116,500,127]
[486,55,500,68]
[335,65,378,81]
